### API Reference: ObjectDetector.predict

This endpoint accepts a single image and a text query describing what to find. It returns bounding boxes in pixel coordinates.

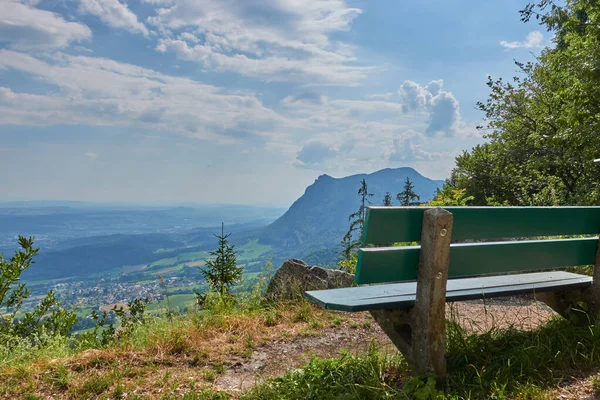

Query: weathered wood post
[370,207,453,378]
[412,207,453,377]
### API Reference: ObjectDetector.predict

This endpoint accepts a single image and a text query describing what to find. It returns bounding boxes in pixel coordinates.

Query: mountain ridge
[259,167,444,257]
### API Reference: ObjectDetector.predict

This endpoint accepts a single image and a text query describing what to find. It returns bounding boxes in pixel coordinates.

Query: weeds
[243,342,407,400]
[75,373,112,397]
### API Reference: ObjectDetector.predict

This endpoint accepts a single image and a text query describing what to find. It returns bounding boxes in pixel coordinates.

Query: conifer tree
[199,223,242,297]
[397,177,420,206]
[383,192,393,206]
[341,179,373,262]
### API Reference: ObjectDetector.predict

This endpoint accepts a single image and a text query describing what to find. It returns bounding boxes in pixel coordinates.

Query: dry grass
[0,301,341,400]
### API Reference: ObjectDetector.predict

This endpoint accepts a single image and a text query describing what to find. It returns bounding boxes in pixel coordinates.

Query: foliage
[0,237,77,340]
[341,179,373,265]
[427,188,474,207]
[337,252,358,275]
[199,223,243,298]
[447,0,600,206]
[397,177,420,206]
[402,376,444,400]
[77,297,150,349]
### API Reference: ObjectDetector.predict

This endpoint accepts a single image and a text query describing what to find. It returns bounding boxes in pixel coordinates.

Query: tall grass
[0,332,75,367]
[445,316,600,398]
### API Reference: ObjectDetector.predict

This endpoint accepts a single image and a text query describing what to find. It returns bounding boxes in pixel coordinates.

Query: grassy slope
[5,297,600,399]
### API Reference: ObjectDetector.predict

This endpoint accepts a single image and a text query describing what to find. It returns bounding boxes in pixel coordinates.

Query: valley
[1,167,443,325]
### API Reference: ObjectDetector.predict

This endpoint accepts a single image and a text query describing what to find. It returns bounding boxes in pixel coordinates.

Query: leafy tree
[0,237,77,339]
[397,177,420,206]
[383,192,393,206]
[447,0,600,206]
[428,188,474,207]
[199,223,243,297]
[340,179,373,264]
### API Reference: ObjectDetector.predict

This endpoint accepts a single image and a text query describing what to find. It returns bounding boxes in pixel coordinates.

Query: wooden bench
[305,206,600,377]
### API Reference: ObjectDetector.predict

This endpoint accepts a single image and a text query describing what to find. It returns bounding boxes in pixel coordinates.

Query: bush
[0,237,77,341]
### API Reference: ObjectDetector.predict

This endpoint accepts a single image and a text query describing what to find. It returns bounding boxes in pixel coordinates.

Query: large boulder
[265,259,354,301]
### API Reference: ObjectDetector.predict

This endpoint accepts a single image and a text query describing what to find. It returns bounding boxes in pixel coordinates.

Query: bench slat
[305,271,592,312]
[363,207,600,244]
[355,237,598,284]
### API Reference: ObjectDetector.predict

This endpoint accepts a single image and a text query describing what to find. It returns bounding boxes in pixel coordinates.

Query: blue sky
[0,0,548,205]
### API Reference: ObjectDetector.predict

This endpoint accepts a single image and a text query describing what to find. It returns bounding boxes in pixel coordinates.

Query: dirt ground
[211,296,600,399]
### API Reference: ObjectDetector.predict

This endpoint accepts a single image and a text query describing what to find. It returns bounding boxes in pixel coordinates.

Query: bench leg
[535,289,587,323]
[369,309,414,360]
[539,238,600,324]
[370,208,453,379]
[586,237,600,319]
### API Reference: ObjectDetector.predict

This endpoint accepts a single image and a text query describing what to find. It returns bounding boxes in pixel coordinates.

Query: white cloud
[0,0,92,49]
[282,92,326,106]
[0,50,285,143]
[426,91,460,135]
[500,31,544,49]
[397,80,463,136]
[84,152,98,159]
[294,140,338,169]
[141,0,174,4]
[149,0,371,84]
[366,93,393,100]
[385,130,449,163]
[398,80,432,112]
[77,0,149,35]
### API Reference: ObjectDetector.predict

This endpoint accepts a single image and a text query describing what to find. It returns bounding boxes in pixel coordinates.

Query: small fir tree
[199,223,243,297]
[397,177,420,206]
[341,179,373,264]
[383,192,393,206]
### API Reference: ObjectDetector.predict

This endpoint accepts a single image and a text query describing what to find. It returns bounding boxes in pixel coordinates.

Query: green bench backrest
[355,206,600,285]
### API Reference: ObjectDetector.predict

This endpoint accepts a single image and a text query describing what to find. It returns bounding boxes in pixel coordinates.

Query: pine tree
[383,192,393,206]
[199,223,243,297]
[397,177,420,206]
[341,179,374,263]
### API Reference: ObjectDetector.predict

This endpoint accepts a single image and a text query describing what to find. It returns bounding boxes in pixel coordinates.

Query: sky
[0,0,548,206]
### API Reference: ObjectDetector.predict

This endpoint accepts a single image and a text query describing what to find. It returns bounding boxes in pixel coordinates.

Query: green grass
[444,316,600,398]
[147,294,196,313]
[243,343,409,399]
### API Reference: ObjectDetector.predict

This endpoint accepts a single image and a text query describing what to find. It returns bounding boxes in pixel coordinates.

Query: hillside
[259,168,443,256]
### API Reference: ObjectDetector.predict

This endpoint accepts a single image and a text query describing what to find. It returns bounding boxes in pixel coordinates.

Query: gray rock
[265,259,354,301]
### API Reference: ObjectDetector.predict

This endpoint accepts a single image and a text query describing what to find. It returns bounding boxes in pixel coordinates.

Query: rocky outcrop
[265,259,354,301]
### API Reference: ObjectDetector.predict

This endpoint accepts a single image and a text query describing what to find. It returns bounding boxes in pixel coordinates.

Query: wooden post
[370,207,453,378]
[411,207,453,377]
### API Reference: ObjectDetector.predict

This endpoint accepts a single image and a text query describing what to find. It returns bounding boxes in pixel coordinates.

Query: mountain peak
[260,167,444,253]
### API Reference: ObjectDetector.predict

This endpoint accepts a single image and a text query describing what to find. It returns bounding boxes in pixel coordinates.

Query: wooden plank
[305,271,592,312]
[362,206,600,244]
[355,237,599,284]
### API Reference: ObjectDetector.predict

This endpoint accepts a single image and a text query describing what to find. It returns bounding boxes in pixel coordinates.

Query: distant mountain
[259,168,444,257]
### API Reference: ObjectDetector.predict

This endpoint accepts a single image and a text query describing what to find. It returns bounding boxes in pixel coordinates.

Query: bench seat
[305,271,592,312]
